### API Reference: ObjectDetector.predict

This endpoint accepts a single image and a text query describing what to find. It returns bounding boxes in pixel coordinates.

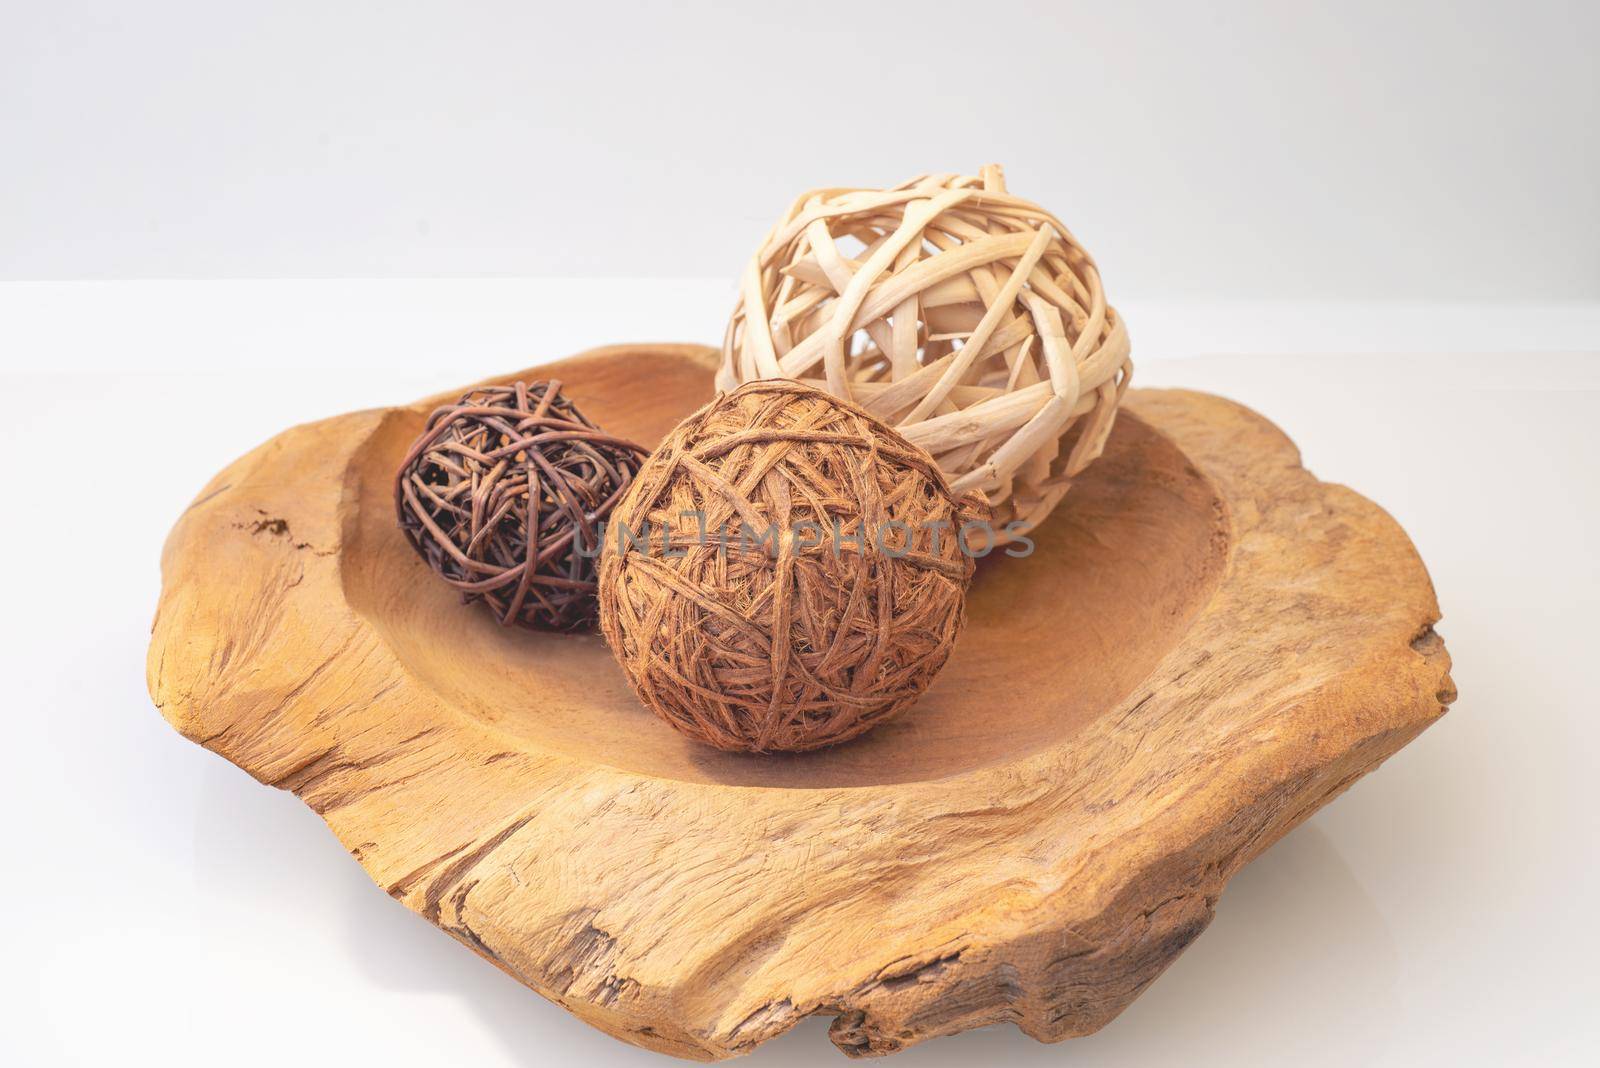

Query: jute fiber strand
[396,380,647,630]
[598,380,985,752]
[718,164,1131,542]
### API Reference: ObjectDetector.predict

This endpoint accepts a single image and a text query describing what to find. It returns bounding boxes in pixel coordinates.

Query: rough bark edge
[146,350,1453,1060]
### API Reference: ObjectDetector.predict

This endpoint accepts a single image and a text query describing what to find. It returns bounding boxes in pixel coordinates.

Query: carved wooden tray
[147,344,1453,1059]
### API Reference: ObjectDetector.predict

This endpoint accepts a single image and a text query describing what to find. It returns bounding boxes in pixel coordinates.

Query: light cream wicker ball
[719,165,1131,542]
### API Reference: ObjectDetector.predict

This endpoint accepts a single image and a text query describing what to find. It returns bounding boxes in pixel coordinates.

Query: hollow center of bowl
[343,352,1228,788]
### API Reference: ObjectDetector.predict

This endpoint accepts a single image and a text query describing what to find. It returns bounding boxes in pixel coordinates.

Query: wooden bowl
[147,344,1453,1059]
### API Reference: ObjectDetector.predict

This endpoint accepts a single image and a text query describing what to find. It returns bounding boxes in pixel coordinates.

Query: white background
[4,0,1597,302]
[3,2,1598,1066]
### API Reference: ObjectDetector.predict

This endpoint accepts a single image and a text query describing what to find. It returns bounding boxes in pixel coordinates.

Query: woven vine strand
[396,380,647,631]
[719,165,1132,543]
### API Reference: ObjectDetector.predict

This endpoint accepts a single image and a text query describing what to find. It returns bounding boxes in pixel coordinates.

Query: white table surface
[3,283,1596,1066]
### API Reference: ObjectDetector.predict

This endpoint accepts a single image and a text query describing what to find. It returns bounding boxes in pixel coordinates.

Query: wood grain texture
[146,343,1454,1059]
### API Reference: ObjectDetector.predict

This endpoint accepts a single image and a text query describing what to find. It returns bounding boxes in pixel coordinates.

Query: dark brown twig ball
[599,380,987,752]
[396,380,647,631]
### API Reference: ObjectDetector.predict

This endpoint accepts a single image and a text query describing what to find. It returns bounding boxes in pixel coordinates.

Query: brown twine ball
[396,380,646,631]
[598,379,986,752]
[719,164,1131,544]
